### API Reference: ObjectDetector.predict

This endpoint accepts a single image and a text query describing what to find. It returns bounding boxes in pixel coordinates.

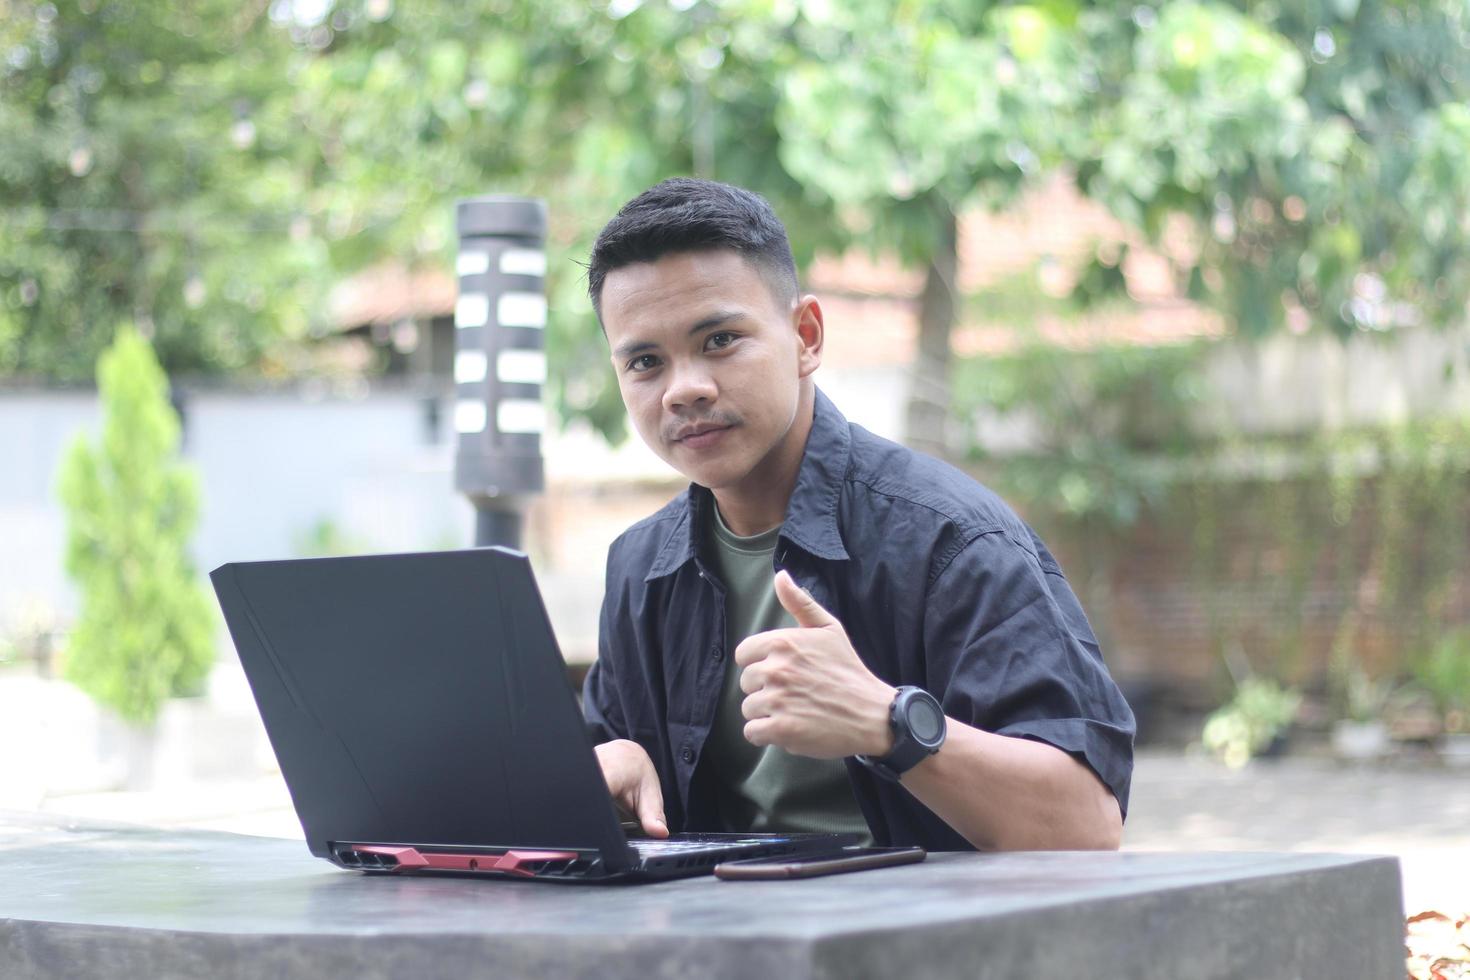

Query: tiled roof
[328,263,458,329]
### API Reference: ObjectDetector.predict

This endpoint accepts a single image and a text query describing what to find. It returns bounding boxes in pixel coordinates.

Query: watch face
[906,697,945,744]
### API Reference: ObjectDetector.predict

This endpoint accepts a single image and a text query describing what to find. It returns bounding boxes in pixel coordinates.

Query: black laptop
[209,547,859,882]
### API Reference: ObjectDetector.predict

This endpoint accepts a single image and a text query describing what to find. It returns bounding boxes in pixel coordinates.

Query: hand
[734,569,897,759]
[594,739,668,839]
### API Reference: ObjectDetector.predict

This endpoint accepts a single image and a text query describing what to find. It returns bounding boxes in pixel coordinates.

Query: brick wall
[1023,474,1470,706]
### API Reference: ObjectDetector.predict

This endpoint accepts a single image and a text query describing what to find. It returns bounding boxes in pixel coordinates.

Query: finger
[743,717,776,747]
[741,688,772,720]
[773,569,838,630]
[738,661,765,695]
[733,634,770,669]
[636,767,668,839]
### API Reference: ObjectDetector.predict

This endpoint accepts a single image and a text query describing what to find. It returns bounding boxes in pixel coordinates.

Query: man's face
[599,250,820,494]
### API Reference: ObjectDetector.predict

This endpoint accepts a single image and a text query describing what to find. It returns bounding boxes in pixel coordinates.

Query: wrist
[862,684,899,757]
[855,686,948,782]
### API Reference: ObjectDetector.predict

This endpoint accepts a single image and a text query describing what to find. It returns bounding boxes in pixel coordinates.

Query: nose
[662,359,717,414]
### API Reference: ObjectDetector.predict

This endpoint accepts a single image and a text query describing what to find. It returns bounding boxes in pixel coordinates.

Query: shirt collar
[643,387,851,582]
[777,387,851,563]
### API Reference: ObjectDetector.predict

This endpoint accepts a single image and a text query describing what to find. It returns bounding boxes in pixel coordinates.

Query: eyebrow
[611,310,747,360]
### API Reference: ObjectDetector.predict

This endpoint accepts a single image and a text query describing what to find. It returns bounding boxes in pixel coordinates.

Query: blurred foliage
[0,0,327,379]
[776,0,1470,443]
[1327,649,1397,723]
[3,0,1470,442]
[1412,628,1470,733]
[976,340,1470,706]
[56,326,215,725]
[955,334,1209,525]
[952,259,1470,700]
[1201,675,1301,767]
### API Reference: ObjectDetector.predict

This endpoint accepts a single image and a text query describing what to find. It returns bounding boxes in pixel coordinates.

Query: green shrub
[56,327,215,725]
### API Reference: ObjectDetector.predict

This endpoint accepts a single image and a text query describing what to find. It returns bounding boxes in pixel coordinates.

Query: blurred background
[1,0,1468,921]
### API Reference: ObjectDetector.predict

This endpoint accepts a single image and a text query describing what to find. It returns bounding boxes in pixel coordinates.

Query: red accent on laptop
[352,845,579,877]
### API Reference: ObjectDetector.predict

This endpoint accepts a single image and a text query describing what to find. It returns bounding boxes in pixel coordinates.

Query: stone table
[0,811,1403,980]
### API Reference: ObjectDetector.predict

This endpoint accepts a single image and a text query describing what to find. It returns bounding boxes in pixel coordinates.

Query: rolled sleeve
[923,531,1136,817]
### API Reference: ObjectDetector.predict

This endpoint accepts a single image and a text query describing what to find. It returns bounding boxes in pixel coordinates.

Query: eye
[705,331,737,351]
[626,354,661,373]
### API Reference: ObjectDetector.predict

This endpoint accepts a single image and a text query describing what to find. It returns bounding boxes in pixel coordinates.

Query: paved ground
[1123,749,1470,915]
[35,748,1470,916]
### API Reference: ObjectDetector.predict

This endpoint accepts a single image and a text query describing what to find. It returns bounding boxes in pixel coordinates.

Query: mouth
[671,423,733,449]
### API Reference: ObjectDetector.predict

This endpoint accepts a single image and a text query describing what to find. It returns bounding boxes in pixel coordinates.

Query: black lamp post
[453,196,547,549]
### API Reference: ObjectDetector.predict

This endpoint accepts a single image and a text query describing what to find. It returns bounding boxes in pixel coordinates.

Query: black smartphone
[713,846,926,880]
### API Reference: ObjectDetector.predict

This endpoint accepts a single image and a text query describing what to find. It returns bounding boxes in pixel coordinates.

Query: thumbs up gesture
[733,569,898,759]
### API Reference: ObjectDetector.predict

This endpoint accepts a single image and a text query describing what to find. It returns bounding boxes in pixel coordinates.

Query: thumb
[774,569,838,629]
[637,768,668,839]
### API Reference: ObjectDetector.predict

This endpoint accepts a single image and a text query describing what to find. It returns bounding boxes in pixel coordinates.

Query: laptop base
[334,832,860,883]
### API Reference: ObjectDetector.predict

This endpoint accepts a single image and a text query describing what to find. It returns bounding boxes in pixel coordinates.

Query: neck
[710,384,815,537]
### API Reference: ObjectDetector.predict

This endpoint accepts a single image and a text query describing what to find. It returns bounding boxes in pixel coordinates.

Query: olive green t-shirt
[701,505,871,842]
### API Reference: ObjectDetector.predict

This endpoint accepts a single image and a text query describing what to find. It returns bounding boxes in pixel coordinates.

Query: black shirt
[583,388,1135,850]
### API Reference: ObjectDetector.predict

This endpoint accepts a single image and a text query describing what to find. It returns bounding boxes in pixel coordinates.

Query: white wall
[0,391,103,628]
[1200,326,1470,436]
[968,326,1470,454]
[0,387,473,637]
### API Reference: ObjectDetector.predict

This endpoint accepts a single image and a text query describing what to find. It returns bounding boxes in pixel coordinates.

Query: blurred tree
[56,326,215,726]
[1080,0,1470,341]
[262,0,851,441]
[775,1,1085,452]
[778,0,1470,451]
[5,0,1469,449]
[0,0,328,379]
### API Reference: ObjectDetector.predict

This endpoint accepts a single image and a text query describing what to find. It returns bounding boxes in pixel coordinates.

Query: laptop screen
[211,548,635,867]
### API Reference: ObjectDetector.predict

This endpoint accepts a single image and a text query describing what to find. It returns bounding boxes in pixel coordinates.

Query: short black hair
[587,177,799,320]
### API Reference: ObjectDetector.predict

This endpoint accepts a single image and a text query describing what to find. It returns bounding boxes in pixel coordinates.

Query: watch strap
[856,687,945,782]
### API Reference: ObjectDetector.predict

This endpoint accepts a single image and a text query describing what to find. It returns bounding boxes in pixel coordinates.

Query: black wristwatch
[856,686,947,782]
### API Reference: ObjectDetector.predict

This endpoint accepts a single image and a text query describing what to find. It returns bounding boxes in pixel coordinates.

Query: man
[582,178,1134,851]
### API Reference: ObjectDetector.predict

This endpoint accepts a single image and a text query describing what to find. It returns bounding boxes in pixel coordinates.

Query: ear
[793,295,824,379]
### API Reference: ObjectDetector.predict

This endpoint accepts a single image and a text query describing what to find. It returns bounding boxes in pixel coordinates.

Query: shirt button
[710,645,722,661]
[680,747,695,764]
